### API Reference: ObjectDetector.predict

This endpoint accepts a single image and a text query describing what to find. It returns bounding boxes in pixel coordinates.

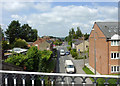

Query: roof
[46,40,53,44]
[96,22,119,39]
[65,60,73,65]
[73,39,83,45]
[27,42,33,45]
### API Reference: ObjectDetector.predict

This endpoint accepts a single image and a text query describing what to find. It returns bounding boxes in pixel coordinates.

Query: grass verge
[82,66,118,86]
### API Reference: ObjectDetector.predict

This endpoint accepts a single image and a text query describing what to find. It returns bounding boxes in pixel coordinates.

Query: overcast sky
[1,2,118,37]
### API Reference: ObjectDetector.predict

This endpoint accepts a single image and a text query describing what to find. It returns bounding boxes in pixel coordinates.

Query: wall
[108,41,120,74]
[89,23,109,74]
[76,41,89,52]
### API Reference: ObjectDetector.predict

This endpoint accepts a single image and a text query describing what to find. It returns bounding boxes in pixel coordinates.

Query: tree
[5,54,28,67]
[2,41,10,50]
[76,27,82,38]
[0,26,4,38]
[84,33,90,40]
[28,29,37,42]
[5,20,21,43]
[26,46,40,71]
[5,20,38,44]
[5,46,53,72]
[38,50,52,72]
[14,38,28,48]
[20,24,37,42]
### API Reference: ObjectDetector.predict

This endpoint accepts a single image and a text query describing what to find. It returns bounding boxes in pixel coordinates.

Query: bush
[67,46,71,51]
[73,49,76,52]
[68,41,72,46]
[72,52,78,58]
[70,49,78,58]
[2,41,10,50]
[14,38,28,48]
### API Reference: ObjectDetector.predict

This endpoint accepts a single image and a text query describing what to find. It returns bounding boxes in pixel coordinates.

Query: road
[55,42,92,85]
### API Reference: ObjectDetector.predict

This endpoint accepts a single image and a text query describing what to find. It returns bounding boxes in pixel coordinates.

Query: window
[114,53,116,58]
[111,66,113,72]
[111,53,113,58]
[114,66,116,71]
[111,52,120,59]
[117,66,119,71]
[111,66,120,73]
[117,53,119,58]
[111,41,113,45]
[114,41,117,45]
[111,40,120,46]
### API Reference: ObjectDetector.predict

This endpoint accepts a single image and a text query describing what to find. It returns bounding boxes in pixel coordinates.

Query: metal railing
[0,70,120,86]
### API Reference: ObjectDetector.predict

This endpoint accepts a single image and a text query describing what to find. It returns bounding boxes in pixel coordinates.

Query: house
[32,38,53,51]
[27,42,33,47]
[76,40,89,52]
[89,22,120,74]
[72,39,83,49]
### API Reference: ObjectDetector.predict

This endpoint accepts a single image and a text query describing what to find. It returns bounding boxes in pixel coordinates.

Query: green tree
[76,27,82,38]
[20,24,37,42]
[5,46,53,72]
[0,26,4,38]
[2,41,10,50]
[14,38,28,48]
[5,20,38,44]
[38,50,52,72]
[26,46,40,71]
[5,54,28,67]
[5,20,21,43]
[28,29,37,42]
[84,33,90,40]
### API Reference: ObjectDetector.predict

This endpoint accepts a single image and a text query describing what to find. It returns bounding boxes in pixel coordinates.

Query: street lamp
[92,28,96,75]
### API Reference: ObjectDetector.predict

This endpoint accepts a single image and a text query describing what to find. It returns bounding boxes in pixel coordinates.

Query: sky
[0,2,118,37]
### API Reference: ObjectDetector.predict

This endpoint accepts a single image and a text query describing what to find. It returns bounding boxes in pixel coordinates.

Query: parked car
[60,49,65,56]
[65,51,70,55]
[65,60,75,73]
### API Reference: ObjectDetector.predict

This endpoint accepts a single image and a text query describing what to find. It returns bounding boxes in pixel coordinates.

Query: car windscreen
[67,65,74,68]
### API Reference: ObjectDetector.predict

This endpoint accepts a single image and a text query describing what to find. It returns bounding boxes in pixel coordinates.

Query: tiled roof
[73,39,83,45]
[96,22,119,39]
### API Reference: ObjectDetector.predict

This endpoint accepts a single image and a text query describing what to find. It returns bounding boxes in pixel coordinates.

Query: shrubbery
[14,38,28,48]
[70,49,78,58]
[5,46,53,72]
[67,46,71,51]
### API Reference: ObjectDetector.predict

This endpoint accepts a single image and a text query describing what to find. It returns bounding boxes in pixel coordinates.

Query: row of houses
[89,22,120,74]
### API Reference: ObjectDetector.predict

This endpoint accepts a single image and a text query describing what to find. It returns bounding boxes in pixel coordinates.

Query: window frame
[111,40,120,46]
[111,66,120,73]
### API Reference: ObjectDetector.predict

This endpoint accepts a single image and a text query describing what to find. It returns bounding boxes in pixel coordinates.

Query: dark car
[65,51,70,55]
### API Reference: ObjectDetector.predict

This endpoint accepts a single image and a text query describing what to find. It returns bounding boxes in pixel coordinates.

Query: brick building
[89,22,120,74]
[32,38,53,51]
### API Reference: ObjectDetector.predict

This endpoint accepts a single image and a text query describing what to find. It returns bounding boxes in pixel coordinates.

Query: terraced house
[89,22,120,74]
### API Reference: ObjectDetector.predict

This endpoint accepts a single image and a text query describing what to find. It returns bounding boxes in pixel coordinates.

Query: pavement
[85,63,101,75]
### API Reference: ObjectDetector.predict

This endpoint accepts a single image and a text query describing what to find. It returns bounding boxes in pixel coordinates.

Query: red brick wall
[108,41,120,74]
[89,23,109,74]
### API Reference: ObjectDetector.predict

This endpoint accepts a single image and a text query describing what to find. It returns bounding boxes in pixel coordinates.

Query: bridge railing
[0,70,120,86]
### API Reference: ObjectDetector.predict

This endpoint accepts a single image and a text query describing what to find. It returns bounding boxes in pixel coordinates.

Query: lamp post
[93,28,96,75]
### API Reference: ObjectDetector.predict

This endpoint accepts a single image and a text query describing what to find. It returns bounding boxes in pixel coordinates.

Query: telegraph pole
[93,28,96,75]
[83,34,85,67]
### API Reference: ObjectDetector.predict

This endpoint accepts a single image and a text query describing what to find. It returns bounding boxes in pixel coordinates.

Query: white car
[60,49,65,56]
[65,60,75,73]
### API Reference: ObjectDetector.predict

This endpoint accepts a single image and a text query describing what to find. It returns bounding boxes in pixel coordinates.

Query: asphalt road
[55,43,92,85]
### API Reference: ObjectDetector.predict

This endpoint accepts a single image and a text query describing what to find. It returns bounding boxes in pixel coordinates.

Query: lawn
[82,66,118,86]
